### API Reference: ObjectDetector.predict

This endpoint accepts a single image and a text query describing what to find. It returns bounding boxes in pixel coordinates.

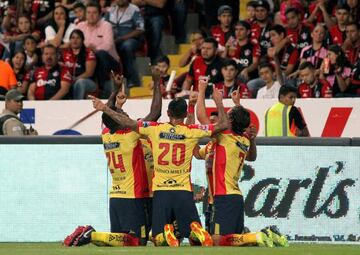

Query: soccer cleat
[263,226,289,247]
[73,225,95,246]
[63,226,85,246]
[190,221,213,247]
[164,224,179,247]
[256,231,274,247]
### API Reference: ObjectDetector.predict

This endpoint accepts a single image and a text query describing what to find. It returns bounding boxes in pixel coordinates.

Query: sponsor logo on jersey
[236,141,249,152]
[104,142,120,150]
[159,132,185,140]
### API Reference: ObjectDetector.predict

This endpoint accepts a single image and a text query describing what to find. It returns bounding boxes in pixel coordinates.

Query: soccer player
[195,79,286,247]
[64,68,162,247]
[89,86,229,247]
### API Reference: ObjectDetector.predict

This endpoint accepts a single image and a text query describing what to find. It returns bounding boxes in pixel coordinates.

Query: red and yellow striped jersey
[213,131,250,196]
[102,128,149,198]
[199,141,216,204]
[137,121,214,191]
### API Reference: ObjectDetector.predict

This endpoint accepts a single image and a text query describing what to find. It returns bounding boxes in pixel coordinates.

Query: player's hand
[198,78,208,94]
[88,95,107,111]
[115,90,127,108]
[150,65,161,83]
[111,71,124,89]
[231,86,241,106]
[188,90,198,106]
[247,124,257,140]
[212,87,223,104]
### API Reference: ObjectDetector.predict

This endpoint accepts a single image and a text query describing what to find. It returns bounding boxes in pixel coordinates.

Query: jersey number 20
[158,143,186,166]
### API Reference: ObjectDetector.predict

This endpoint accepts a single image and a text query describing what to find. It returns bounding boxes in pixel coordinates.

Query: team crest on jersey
[198,125,209,131]
[142,122,150,127]
[301,32,308,40]
[236,141,249,152]
[169,128,175,133]
[244,49,251,56]
[52,71,59,77]
[211,69,217,76]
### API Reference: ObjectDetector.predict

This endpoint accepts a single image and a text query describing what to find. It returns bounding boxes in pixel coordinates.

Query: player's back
[102,128,149,199]
[138,121,214,192]
[214,130,250,196]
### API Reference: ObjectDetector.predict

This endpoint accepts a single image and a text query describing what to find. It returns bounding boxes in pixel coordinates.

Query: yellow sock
[91,232,137,247]
[220,233,257,246]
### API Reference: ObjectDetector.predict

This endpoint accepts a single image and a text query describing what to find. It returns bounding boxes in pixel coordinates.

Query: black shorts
[152,190,200,238]
[109,197,151,244]
[211,194,244,235]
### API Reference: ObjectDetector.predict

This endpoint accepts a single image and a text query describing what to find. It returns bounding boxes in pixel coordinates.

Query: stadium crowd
[1,0,360,101]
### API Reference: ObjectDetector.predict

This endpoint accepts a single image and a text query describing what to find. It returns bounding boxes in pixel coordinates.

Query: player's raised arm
[196,79,211,125]
[211,87,229,135]
[142,66,162,121]
[89,95,138,131]
[106,73,125,108]
[246,124,257,161]
[185,89,198,125]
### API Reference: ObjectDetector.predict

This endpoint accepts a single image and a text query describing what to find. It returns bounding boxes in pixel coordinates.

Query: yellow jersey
[199,141,216,204]
[140,138,154,197]
[213,130,250,196]
[102,128,149,199]
[137,121,214,191]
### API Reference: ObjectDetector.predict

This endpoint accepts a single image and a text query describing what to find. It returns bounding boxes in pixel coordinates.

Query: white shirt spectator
[45,23,76,44]
[256,81,281,99]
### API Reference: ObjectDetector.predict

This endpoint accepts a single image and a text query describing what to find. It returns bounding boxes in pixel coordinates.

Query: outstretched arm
[185,90,198,125]
[89,96,138,131]
[107,73,125,108]
[212,87,229,134]
[143,66,162,121]
[196,79,211,125]
[245,125,257,161]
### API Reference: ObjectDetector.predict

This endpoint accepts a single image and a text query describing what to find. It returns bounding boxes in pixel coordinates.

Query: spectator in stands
[23,35,40,71]
[278,0,304,26]
[245,1,257,24]
[306,0,336,28]
[3,14,41,54]
[211,5,234,52]
[166,0,188,44]
[178,31,205,68]
[343,22,360,65]
[299,24,328,70]
[99,0,112,17]
[285,8,312,54]
[9,50,31,96]
[2,0,34,32]
[319,45,352,97]
[265,85,309,137]
[73,2,86,25]
[106,0,145,88]
[61,29,97,99]
[224,20,260,82]
[0,41,10,61]
[0,89,38,136]
[32,0,56,29]
[77,1,121,98]
[214,58,251,98]
[179,37,224,98]
[268,24,299,77]
[0,59,17,95]
[132,0,167,65]
[256,62,281,99]
[204,0,239,30]
[297,61,332,98]
[349,58,360,96]
[28,44,72,100]
[251,0,273,57]
[326,4,350,46]
[45,5,76,48]
[347,0,360,24]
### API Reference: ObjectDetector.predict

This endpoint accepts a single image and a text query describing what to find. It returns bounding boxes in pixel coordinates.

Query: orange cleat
[164,224,179,247]
[190,221,213,246]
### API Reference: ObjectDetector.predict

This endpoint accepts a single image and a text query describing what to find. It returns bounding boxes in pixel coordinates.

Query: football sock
[219,233,258,246]
[90,232,139,246]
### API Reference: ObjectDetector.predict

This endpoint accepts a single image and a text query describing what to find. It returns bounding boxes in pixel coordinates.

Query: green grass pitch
[0,243,359,255]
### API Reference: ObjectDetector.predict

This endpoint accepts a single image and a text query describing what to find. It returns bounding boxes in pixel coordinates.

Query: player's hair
[229,106,250,135]
[298,61,315,71]
[285,7,300,16]
[86,1,101,13]
[278,85,297,100]
[270,24,287,37]
[102,110,120,134]
[155,55,170,66]
[168,97,187,119]
[203,37,218,49]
